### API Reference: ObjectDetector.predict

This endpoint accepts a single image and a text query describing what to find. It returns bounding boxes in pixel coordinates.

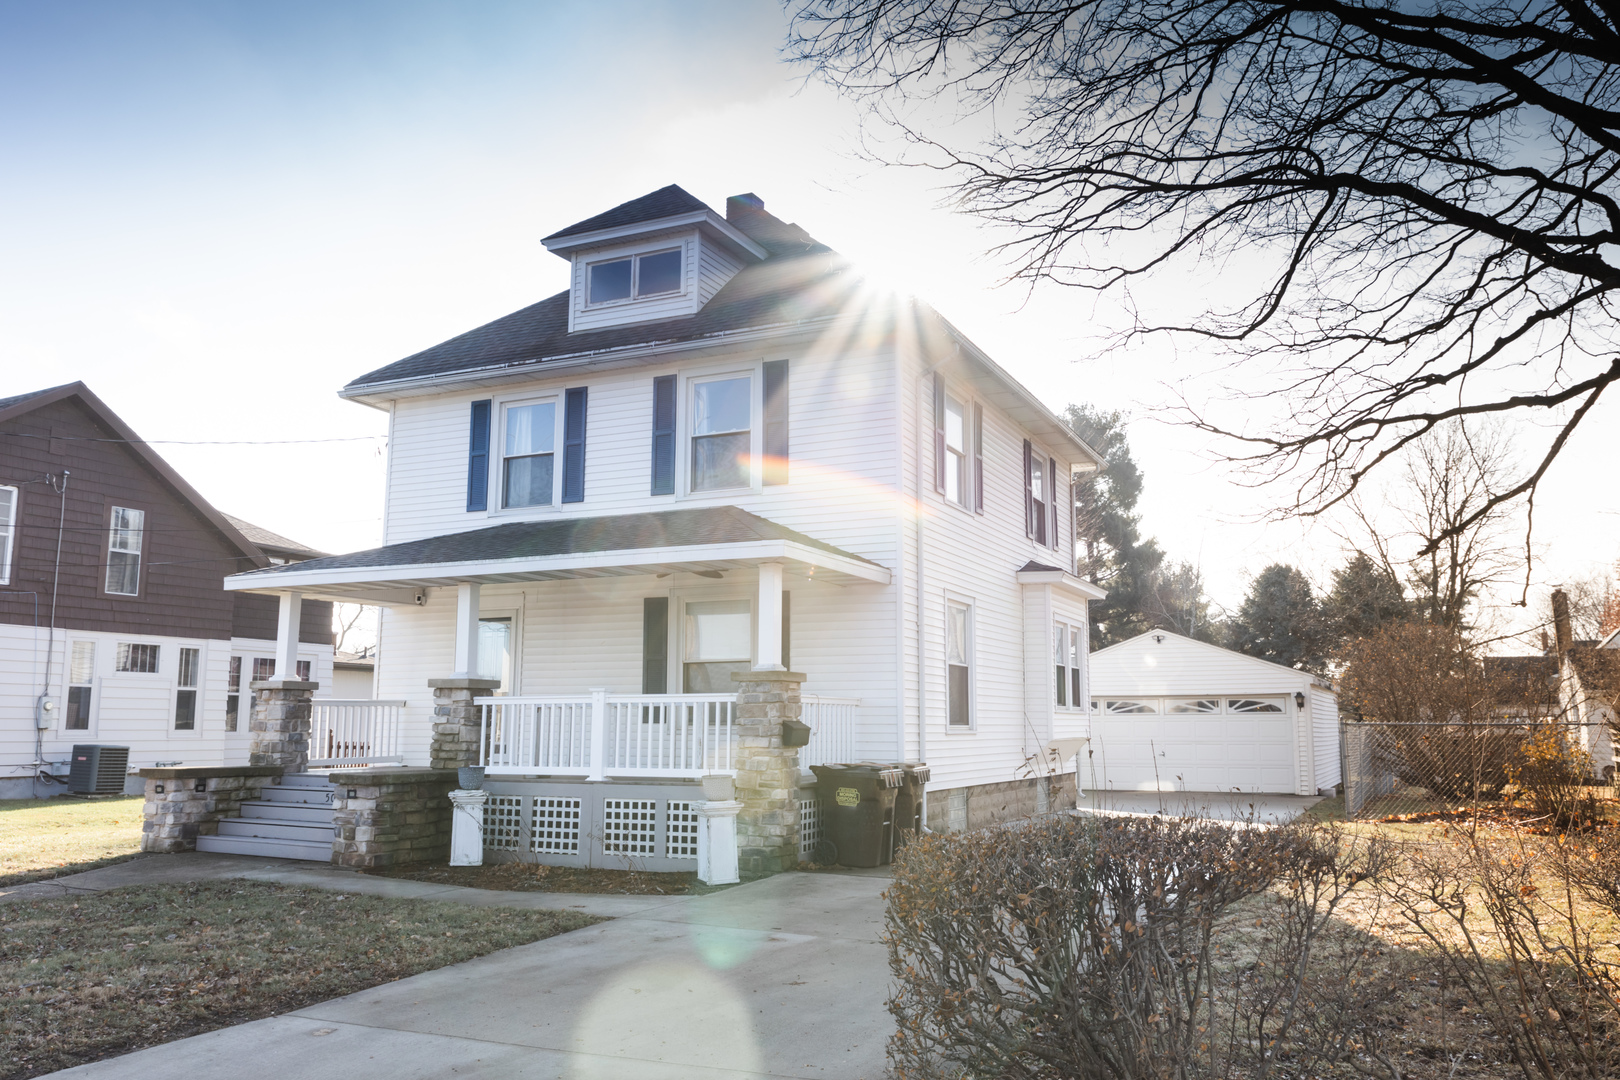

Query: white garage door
[1088,696,1298,793]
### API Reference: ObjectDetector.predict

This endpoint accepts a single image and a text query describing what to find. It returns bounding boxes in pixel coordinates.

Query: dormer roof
[539,183,767,263]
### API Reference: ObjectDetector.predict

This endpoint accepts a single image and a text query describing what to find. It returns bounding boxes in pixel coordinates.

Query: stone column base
[732,669,806,875]
[428,677,501,770]
[329,767,460,869]
[248,679,318,771]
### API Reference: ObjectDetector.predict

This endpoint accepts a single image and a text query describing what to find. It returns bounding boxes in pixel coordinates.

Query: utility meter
[35,697,57,729]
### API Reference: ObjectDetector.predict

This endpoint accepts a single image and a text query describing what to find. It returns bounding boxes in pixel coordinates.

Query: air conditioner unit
[68,745,130,796]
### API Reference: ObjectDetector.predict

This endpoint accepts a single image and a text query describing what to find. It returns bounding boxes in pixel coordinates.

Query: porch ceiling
[223,506,891,603]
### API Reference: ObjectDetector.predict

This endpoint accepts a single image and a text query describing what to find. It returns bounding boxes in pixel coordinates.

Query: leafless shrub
[1509,727,1600,830]
[1377,829,1620,1080]
[883,814,1392,1078]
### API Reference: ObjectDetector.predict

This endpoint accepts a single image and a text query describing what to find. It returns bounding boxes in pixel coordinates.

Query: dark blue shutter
[973,403,984,514]
[763,359,789,485]
[1023,440,1034,539]
[1048,456,1060,550]
[933,373,946,494]
[642,597,669,693]
[466,400,491,512]
[651,375,676,495]
[562,387,587,503]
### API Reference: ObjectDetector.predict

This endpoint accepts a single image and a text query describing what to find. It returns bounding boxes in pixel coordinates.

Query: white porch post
[451,582,481,678]
[754,561,785,671]
[273,591,303,679]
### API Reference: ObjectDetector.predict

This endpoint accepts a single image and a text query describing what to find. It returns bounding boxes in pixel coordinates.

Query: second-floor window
[588,248,683,305]
[1029,455,1047,545]
[503,400,557,508]
[105,506,144,596]
[944,394,968,507]
[0,485,15,585]
[691,375,751,492]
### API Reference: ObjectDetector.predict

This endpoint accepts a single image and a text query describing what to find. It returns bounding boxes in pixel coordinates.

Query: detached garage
[1087,630,1340,796]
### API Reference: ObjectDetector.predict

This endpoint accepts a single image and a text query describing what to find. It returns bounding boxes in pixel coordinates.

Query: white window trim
[0,483,16,585]
[61,636,99,736]
[477,606,523,696]
[105,505,145,597]
[581,240,691,310]
[488,391,564,516]
[943,592,976,733]
[170,642,205,738]
[1054,618,1085,712]
[671,585,756,692]
[942,388,974,514]
[678,362,764,498]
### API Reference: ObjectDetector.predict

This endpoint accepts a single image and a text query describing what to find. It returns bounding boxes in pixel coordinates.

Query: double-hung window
[691,375,752,492]
[502,400,557,509]
[588,248,683,305]
[67,641,94,730]
[944,394,968,507]
[175,647,199,730]
[105,506,144,595]
[0,485,15,584]
[1054,621,1083,708]
[946,601,973,728]
[1029,455,1047,546]
[682,598,752,692]
[226,656,242,731]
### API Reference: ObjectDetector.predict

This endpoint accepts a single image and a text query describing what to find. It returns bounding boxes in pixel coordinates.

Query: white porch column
[449,788,488,866]
[451,582,482,678]
[697,799,742,885]
[273,591,303,679]
[754,561,785,671]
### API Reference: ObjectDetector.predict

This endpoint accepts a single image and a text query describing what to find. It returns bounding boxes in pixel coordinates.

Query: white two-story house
[223,185,1103,868]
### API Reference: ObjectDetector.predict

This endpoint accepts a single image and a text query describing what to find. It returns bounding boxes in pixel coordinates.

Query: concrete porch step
[216,817,334,843]
[236,800,333,824]
[196,833,331,861]
[275,772,336,790]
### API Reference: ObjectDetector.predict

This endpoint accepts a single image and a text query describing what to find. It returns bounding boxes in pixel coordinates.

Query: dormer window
[588,248,683,305]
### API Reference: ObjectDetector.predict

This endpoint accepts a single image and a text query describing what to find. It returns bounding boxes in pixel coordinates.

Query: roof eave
[1016,568,1108,600]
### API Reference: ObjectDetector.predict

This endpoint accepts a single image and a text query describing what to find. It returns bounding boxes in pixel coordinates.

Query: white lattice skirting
[480,790,700,868]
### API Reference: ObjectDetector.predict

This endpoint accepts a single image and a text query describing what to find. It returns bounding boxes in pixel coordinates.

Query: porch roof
[222,506,891,602]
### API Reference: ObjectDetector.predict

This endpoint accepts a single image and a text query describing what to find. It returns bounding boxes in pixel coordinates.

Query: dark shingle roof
[0,384,63,413]
[1485,656,1559,706]
[232,506,878,580]
[1018,560,1066,574]
[223,514,327,561]
[344,247,861,391]
[543,184,712,241]
[1569,648,1620,701]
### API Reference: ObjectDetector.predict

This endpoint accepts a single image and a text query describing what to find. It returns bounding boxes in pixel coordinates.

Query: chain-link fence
[1342,718,1617,820]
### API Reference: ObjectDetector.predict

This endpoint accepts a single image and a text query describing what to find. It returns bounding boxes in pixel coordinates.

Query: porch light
[154,784,164,794]
[194,780,206,792]
[1294,692,1307,710]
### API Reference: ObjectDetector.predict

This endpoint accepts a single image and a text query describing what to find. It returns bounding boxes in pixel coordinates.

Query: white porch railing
[481,692,736,779]
[309,699,405,767]
[800,695,860,770]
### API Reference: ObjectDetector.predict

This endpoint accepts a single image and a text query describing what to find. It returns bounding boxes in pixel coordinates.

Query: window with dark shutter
[763,359,789,485]
[1023,440,1035,539]
[973,404,984,514]
[642,597,669,693]
[467,400,491,512]
[651,375,676,495]
[562,387,587,503]
[1048,456,1060,551]
[933,373,947,494]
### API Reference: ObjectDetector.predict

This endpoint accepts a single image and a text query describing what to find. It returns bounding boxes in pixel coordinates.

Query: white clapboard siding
[697,237,744,305]
[1311,688,1342,790]
[0,624,330,787]
[569,231,704,333]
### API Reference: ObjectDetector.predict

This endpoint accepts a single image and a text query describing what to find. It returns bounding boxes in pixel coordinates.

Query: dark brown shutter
[933,373,946,494]
[1023,439,1034,539]
[650,375,676,495]
[1048,457,1060,550]
[763,359,789,485]
[973,403,984,514]
[642,597,668,693]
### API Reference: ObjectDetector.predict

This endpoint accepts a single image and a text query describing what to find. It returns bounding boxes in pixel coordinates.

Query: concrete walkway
[1076,789,1323,825]
[7,854,892,1079]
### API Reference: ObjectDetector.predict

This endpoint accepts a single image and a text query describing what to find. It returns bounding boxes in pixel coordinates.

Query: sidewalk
[9,854,892,1079]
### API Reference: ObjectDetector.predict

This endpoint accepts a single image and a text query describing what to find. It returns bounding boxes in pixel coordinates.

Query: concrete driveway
[19,856,892,1080]
[1077,789,1323,825]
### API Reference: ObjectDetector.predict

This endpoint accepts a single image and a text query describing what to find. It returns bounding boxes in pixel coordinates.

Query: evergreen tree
[1064,405,1166,647]
[1229,564,1325,671]
[1323,552,1407,657]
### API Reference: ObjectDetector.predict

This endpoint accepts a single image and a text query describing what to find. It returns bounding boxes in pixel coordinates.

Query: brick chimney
[1552,588,1573,657]
[726,193,765,222]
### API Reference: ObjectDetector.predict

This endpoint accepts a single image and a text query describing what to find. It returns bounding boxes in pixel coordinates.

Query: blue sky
[1,1,1611,630]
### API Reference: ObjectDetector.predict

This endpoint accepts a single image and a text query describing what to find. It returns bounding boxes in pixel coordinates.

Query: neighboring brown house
[0,382,333,797]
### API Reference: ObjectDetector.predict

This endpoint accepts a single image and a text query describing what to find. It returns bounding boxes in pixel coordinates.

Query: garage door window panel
[1229,697,1286,713]
[1105,699,1157,715]
[1167,698,1221,714]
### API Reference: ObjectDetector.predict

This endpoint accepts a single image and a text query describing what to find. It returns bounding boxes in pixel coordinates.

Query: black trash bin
[890,763,930,854]
[810,763,903,868]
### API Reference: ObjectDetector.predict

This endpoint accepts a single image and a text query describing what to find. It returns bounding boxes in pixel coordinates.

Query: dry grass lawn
[0,796,144,886]
[0,879,601,1079]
